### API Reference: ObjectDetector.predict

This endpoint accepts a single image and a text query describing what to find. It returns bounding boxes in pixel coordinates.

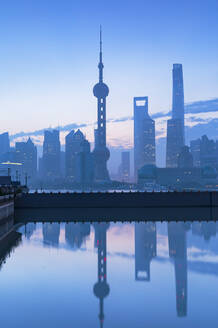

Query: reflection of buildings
[65,223,90,249]
[24,223,36,239]
[93,223,110,328]
[192,222,216,242]
[0,231,22,270]
[135,222,156,281]
[168,222,187,317]
[43,223,60,247]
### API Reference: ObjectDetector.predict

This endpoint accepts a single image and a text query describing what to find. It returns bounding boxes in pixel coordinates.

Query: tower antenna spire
[100,25,102,54]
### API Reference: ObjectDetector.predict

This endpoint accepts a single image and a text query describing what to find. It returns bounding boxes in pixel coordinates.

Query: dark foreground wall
[14,192,218,221]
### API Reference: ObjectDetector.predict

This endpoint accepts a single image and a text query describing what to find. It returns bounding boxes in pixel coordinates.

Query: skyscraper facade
[75,139,94,184]
[15,138,37,182]
[0,132,10,158]
[65,129,85,179]
[92,28,110,182]
[166,64,185,168]
[42,130,60,178]
[119,151,130,182]
[190,135,218,169]
[134,97,155,179]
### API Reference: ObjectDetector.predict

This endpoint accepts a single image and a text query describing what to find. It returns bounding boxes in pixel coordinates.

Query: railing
[0,194,14,204]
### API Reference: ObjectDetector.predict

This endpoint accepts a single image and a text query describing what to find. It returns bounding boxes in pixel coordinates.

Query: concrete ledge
[0,202,14,221]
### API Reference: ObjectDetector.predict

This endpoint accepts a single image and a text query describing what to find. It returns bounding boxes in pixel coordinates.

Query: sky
[0,0,218,142]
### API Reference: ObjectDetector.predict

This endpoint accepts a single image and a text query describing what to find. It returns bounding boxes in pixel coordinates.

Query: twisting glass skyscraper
[93,27,110,182]
[166,64,185,167]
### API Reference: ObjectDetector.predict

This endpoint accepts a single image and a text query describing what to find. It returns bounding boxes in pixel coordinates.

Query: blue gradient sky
[0,0,218,135]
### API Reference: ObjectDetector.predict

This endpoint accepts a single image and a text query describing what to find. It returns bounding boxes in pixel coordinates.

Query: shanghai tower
[166,64,185,167]
[93,27,110,182]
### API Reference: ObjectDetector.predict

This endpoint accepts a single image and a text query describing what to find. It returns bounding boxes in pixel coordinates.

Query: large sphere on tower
[93,147,110,162]
[93,82,109,98]
[94,281,110,298]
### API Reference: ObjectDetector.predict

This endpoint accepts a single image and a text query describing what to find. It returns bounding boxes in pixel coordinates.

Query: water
[0,221,218,327]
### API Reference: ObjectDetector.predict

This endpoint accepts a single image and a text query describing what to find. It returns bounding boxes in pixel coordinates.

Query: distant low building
[0,162,23,184]
[138,164,202,188]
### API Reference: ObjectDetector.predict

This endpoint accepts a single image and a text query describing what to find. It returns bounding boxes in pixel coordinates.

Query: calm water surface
[1,221,218,327]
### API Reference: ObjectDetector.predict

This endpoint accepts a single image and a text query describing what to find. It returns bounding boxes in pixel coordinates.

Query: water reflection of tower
[65,223,90,249]
[168,222,187,317]
[93,223,110,328]
[135,222,156,281]
[43,223,60,247]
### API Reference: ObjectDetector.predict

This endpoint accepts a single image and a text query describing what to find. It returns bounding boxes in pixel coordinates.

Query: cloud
[10,98,218,141]
[10,123,91,140]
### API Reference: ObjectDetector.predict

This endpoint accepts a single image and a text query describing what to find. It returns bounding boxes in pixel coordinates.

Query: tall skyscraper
[119,151,130,182]
[92,27,110,182]
[42,130,60,178]
[166,64,185,167]
[134,97,155,179]
[65,129,85,179]
[75,139,94,184]
[0,132,10,158]
[15,138,37,182]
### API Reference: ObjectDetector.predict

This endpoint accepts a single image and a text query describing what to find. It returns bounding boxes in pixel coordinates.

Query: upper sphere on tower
[93,82,109,98]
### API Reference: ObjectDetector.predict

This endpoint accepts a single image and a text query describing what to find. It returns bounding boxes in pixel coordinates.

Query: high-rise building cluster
[0,31,217,188]
[135,64,218,188]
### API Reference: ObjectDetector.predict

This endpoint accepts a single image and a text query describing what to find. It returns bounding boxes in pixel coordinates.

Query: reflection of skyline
[0,231,22,271]
[135,222,156,281]
[65,223,90,249]
[168,222,188,317]
[43,223,60,247]
[93,223,110,328]
[192,222,216,242]
[5,220,218,323]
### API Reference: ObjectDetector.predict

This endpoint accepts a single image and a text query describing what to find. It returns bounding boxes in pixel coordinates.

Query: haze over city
[1,0,218,138]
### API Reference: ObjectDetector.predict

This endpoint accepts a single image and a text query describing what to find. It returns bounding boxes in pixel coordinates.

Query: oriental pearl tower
[93,27,110,182]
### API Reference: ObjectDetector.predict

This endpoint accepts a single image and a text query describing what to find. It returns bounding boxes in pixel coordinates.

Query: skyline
[0,0,218,136]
